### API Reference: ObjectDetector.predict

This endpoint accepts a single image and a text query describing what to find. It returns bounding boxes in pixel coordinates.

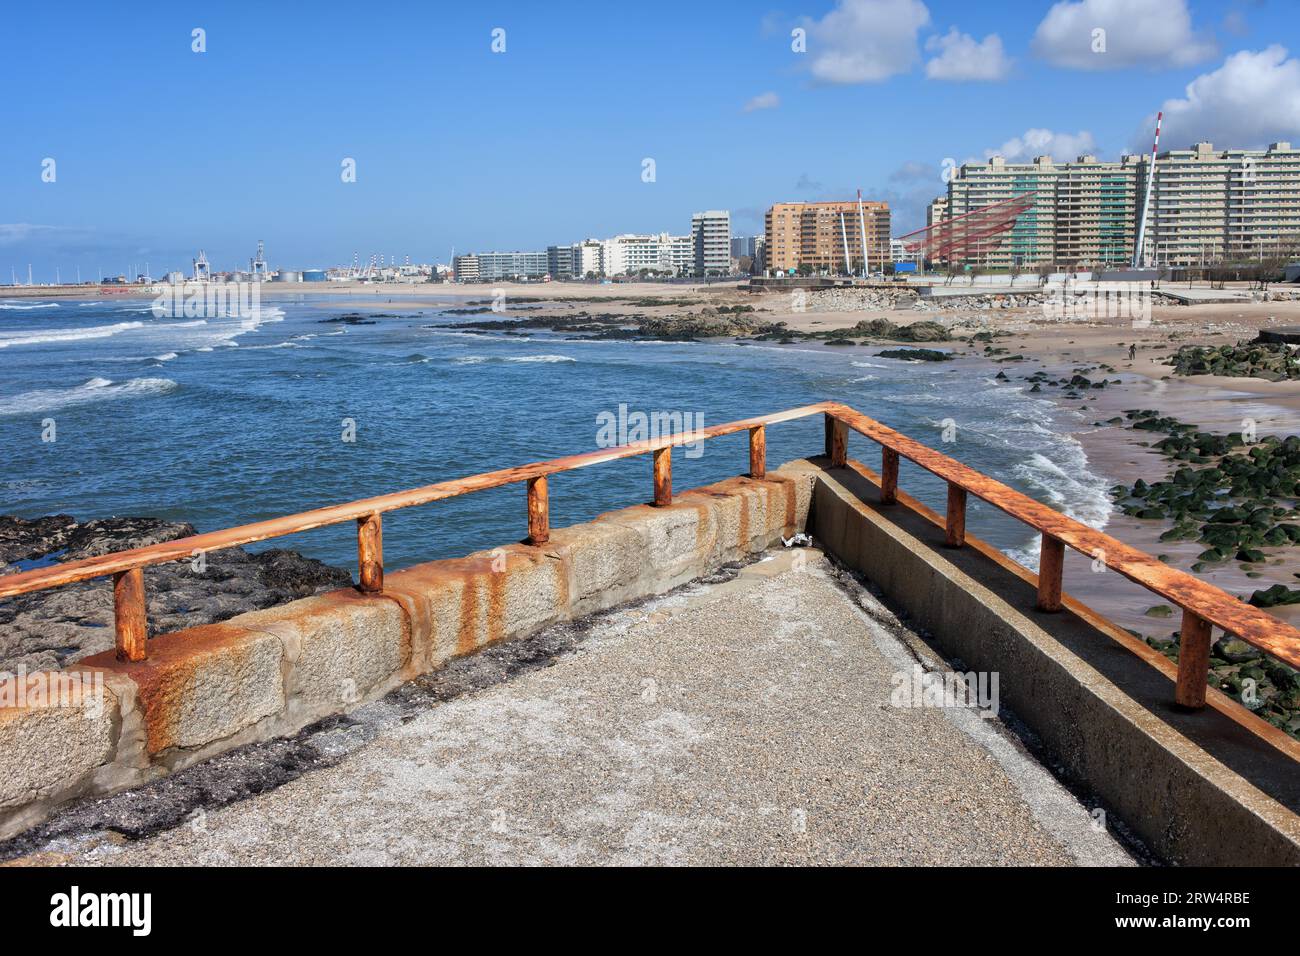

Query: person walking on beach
[1128,343,1137,361]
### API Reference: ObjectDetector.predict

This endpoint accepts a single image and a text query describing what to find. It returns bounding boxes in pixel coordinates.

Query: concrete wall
[8,455,1299,864]
[0,468,814,841]
[809,460,1300,866]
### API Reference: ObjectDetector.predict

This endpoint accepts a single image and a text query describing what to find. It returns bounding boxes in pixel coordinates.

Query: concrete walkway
[35,551,1133,866]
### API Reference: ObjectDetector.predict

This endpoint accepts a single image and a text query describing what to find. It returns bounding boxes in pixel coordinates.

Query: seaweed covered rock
[1111,414,1300,565]
[1169,342,1300,382]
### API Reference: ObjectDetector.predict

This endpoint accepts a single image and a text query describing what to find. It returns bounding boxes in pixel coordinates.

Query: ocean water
[0,294,1113,575]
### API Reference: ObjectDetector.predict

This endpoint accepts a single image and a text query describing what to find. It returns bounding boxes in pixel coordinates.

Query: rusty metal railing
[820,402,1300,709]
[0,403,829,662]
[1,401,1297,715]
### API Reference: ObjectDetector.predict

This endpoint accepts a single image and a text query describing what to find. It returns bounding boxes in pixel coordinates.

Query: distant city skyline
[4,0,1298,282]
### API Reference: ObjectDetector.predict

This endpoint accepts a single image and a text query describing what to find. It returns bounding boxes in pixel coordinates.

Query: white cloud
[1032,0,1216,70]
[802,0,931,84]
[1140,46,1300,151]
[983,128,1097,163]
[924,28,1012,81]
[743,91,781,112]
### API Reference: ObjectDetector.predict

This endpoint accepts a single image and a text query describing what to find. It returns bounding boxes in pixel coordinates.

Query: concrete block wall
[0,467,815,841]
[808,461,1300,866]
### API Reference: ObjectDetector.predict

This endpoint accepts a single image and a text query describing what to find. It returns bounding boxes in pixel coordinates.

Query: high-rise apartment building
[546,245,575,279]
[573,239,604,277]
[930,141,1300,269]
[452,254,479,282]
[691,210,731,276]
[1148,141,1300,264]
[763,200,891,274]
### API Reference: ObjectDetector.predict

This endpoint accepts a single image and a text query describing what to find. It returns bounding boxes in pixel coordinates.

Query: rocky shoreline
[0,516,352,673]
[436,306,956,347]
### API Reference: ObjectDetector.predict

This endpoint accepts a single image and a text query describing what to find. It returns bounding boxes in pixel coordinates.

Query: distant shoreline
[0,278,743,301]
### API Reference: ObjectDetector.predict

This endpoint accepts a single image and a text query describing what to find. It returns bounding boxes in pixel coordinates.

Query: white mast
[1133,110,1162,268]
[839,213,851,276]
[857,189,870,278]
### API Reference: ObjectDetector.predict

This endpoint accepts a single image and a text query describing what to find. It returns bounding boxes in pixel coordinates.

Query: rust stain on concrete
[81,622,271,755]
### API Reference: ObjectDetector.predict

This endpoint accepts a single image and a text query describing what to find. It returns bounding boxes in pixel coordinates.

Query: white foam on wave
[0,376,178,416]
[242,341,301,350]
[153,352,179,362]
[0,320,145,348]
[452,353,576,365]
[0,301,59,310]
[1005,444,1113,569]
[508,354,575,363]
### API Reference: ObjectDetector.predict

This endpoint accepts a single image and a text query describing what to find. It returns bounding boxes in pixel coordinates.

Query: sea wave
[508,354,575,363]
[0,301,59,310]
[1005,446,1112,569]
[0,376,179,416]
[242,341,302,350]
[452,353,576,365]
[0,321,144,348]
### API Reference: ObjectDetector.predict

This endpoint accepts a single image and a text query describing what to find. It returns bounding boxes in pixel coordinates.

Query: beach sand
[743,289,1300,638]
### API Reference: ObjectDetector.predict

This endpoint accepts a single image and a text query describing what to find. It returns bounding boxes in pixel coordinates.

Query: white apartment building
[691,210,731,276]
[932,141,1300,269]
[452,254,480,282]
[1147,141,1300,264]
[601,233,693,276]
[573,239,604,277]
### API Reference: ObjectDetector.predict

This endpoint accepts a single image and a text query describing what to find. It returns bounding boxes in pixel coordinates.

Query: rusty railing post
[527,475,550,545]
[113,567,148,662]
[945,482,967,547]
[653,446,672,506]
[748,425,766,479]
[825,413,847,467]
[1175,610,1213,709]
[357,512,383,593]
[1036,533,1064,612]
[880,447,899,504]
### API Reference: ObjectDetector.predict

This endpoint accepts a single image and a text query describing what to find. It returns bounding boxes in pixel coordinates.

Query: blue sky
[2,0,1296,279]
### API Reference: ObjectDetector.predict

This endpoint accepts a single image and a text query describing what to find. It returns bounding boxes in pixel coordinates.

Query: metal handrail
[821,401,1300,708]
[2,401,1296,713]
[0,403,832,660]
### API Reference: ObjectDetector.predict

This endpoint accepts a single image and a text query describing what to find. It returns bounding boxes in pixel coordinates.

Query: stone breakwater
[0,515,352,673]
[913,292,1047,312]
[803,288,920,312]
[801,287,1045,313]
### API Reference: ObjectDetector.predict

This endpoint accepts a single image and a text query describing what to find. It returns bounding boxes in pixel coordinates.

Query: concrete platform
[1157,287,1253,304]
[20,552,1131,866]
[1257,327,1300,345]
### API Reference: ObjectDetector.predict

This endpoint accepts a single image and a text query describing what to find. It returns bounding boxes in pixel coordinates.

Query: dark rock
[0,515,353,672]
[875,348,953,362]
